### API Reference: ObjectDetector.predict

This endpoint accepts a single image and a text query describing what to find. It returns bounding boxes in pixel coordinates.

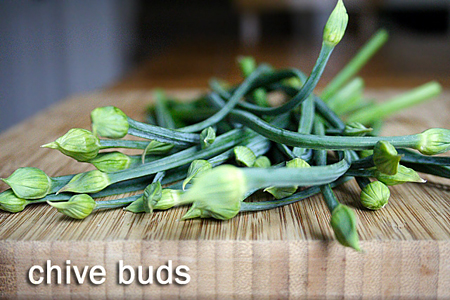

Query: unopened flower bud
[48,194,96,219]
[323,0,348,46]
[89,152,132,173]
[143,182,162,213]
[234,146,256,167]
[153,189,184,210]
[91,106,129,139]
[0,190,29,213]
[237,56,256,78]
[360,181,390,210]
[330,204,361,251]
[181,165,247,220]
[254,156,271,168]
[344,122,373,136]
[58,170,111,194]
[376,165,425,186]
[182,160,212,190]
[42,128,100,162]
[200,127,216,149]
[2,167,52,199]
[417,128,450,155]
[373,141,401,175]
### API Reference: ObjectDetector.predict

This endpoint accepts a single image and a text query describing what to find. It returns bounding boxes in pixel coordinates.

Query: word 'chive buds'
[183,160,212,190]
[375,165,425,186]
[89,152,132,173]
[181,165,247,220]
[58,170,111,194]
[200,127,216,149]
[91,106,129,139]
[0,190,29,213]
[48,194,96,219]
[417,128,450,155]
[360,181,390,210]
[234,146,256,167]
[2,167,52,199]
[323,0,348,46]
[330,204,361,251]
[42,128,101,162]
[373,141,401,175]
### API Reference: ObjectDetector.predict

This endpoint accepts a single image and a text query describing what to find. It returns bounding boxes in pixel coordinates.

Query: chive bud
[344,122,373,136]
[360,181,390,210]
[234,146,256,167]
[41,128,101,162]
[141,140,174,163]
[0,190,29,213]
[323,0,348,46]
[237,56,256,78]
[359,149,373,158]
[125,196,145,213]
[153,189,184,210]
[91,106,129,139]
[48,194,96,219]
[2,167,52,199]
[181,165,247,220]
[264,158,310,199]
[373,141,401,175]
[417,128,450,155]
[182,160,212,190]
[143,182,162,213]
[330,204,361,251]
[375,165,425,186]
[89,152,132,173]
[200,127,216,149]
[58,170,111,194]
[254,156,271,168]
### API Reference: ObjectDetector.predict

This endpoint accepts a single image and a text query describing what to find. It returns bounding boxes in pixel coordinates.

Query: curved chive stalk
[347,81,442,125]
[228,109,450,154]
[293,94,315,159]
[321,29,389,100]
[326,77,365,115]
[237,56,269,107]
[397,148,450,166]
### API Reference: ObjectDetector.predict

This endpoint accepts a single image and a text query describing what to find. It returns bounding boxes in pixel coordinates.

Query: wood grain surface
[1,89,449,299]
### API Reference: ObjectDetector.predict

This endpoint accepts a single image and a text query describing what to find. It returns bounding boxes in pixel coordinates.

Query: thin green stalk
[402,163,450,179]
[321,29,389,100]
[94,195,142,210]
[99,139,150,150]
[293,95,315,158]
[397,149,450,166]
[153,90,176,129]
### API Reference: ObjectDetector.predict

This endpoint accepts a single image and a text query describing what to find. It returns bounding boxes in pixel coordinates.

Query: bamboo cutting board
[0,90,449,299]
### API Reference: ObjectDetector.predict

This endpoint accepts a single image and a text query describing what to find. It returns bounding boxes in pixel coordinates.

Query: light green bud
[417,128,450,155]
[91,106,129,139]
[200,127,216,149]
[89,152,132,173]
[141,140,174,163]
[0,190,29,213]
[143,182,162,213]
[237,56,256,78]
[181,165,247,220]
[373,141,401,175]
[376,165,425,186]
[42,128,101,162]
[359,149,373,158]
[323,0,348,46]
[254,156,271,168]
[58,170,111,194]
[2,167,52,199]
[154,189,184,210]
[182,160,212,190]
[264,158,310,199]
[344,122,373,137]
[125,196,145,213]
[234,146,256,167]
[360,181,390,210]
[330,204,361,251]
[48,194,96,219]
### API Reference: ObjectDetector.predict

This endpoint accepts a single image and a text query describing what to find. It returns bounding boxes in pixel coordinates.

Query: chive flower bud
[41,128,101,162]
[200,127,216,149]
[141,140,174,163]
[182,160,212,190]
[344,122,373,136]
[360,181,390,210]
[417,128,450,155]
[264,158,310,199]
[89,152,132,173]
[91,106,129,139]
[153,189,184,210]
[330,204,361,251]
[237,56,256,78]
[359,149,373,158]
[254,156,271,168]
[375,165,425,186]
[234,146,256,167]
[0,190,29,213]
[323,0,348,46]
[373,141,401,175]
[48,194,96,219]
[58,170,111,194]
[181,165,248,220]
[2,167,52,199]
[143,182,162,213]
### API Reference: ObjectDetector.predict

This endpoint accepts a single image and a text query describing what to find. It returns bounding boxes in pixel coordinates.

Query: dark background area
[1,0,450,131]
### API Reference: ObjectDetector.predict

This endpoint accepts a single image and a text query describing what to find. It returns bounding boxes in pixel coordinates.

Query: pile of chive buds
[1,0,448,251]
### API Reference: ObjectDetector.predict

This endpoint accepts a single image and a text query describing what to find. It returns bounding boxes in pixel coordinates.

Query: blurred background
[1,0,450,131]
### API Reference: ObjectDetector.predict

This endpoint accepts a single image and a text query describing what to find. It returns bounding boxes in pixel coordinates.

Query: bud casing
[48,194,96,219]
[373,141,401,175]
[417,128,450,155]
[89,152,132,173]
[234,146,256,167]
[91,106,129,139]
[323,0,348,46]
[2,167,52,199]
[200,127,216,149]
[254,156,271,168]
[58,170,111,194]
[182,160,212,190]
[330,204,361,251]
[376,165,425,186]
[360,181,390,210]
[0,190,29,213]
